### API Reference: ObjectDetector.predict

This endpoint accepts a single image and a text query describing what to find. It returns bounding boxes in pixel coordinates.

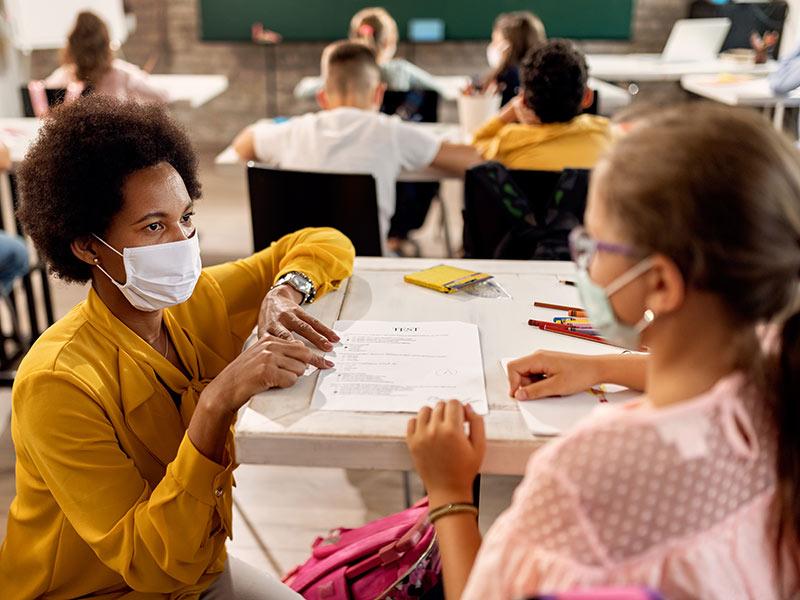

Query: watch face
[290,274,312,293]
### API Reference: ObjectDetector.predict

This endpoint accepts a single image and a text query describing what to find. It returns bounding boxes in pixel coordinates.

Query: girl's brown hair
[601,103,800,556]
[487,11,547,87]
[62,11,113,84]
[349,7,398,60]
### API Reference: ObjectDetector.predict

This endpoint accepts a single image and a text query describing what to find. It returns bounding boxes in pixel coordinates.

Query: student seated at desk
[483,10,547,107]
[234,41,480,250]
[473,39,611,171]
[0,142,29,294]
[406,104,800,599]
[0,96,353,599]
[294,7,450,100]
[44,11,168,104]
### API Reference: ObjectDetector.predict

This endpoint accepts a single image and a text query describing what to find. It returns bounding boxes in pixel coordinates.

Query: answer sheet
[500,358,639,436]
[312,320,488,414]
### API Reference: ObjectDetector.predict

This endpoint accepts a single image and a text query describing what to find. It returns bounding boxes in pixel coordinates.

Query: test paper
[313,320,488,414]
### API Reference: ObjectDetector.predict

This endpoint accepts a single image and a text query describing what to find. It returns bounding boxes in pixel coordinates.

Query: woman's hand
[406,400,486,506]
[203,335,333,414]
[257,284,339,351]
[507,350,604,400]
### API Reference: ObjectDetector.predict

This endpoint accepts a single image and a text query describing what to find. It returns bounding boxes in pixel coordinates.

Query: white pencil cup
[457,93,502,140]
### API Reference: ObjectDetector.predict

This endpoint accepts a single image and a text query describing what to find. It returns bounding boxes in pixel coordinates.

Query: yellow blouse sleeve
[471,116,506,159]
[14,370,232,592]
[204,227,354,343]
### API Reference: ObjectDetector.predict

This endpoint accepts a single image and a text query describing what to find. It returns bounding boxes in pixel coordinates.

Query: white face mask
[93,234,202,312]
[486,43,507,69]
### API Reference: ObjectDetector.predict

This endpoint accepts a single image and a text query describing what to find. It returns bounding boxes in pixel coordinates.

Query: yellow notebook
[404,264,493,294]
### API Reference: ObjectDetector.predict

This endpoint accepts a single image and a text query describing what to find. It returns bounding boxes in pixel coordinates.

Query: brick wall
[30,0,691,150]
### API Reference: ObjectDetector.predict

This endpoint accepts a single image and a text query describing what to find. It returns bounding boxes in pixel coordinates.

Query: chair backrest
[381,90,440,123]
[20,87,67,117]
[19,85,93,118]
[247,165,383,256]
[463,162,590,260]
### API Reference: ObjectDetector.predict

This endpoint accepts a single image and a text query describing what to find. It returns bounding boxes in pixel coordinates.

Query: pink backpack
[283,498,440,599]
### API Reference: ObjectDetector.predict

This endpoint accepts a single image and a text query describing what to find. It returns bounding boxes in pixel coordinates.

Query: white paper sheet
[501,358,639,436]
[313,321,488,414]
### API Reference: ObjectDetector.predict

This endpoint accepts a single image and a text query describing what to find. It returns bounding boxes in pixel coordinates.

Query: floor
[0,153,521,579]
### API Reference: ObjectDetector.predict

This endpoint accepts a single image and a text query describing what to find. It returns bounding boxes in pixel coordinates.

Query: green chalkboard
[198,1,635,42]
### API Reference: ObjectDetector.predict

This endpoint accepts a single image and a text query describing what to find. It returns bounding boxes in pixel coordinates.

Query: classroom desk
[680,74,800,130]
[681,74,800,107]
[586,54,775,83]
[295,75,470,102]
[214,121,464,182]
[0,118,41,165]
[149,74,229,108]
[236,257,627,476]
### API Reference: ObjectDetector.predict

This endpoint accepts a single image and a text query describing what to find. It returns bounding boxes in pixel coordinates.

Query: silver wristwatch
[272,271,317,305]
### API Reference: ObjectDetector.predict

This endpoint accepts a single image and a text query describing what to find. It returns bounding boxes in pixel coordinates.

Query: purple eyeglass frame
[568,226,638,267]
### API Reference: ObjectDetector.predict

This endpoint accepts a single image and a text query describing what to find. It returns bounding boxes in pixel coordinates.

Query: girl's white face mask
[92,234,202,312]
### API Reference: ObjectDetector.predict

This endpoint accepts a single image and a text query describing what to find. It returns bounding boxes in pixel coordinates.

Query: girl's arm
[407,401,487,600]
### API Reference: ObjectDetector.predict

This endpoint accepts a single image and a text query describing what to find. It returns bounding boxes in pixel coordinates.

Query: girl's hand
[202,335,332,414]
[406,401,486,506]
[507,350,603,400]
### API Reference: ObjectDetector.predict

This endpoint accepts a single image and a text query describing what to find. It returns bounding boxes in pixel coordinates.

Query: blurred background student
[44,11,168,104]
[0,142,29,296]
[294,7,449,100]
[482,11,547,107]
[473,40,610,171]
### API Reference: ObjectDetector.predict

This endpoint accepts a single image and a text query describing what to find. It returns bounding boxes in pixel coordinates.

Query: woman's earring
[93,257,99,264]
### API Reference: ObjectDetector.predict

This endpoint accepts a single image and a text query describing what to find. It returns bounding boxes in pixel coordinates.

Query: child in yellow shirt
[473,39,611,171]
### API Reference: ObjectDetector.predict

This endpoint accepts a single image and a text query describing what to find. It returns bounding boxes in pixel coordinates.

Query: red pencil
[528,319,619,348]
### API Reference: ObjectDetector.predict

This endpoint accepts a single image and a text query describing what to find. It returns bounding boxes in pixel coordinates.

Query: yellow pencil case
[404,264,493,294]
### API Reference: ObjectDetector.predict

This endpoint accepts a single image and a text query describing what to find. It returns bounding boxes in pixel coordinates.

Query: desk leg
[774,102,786,131]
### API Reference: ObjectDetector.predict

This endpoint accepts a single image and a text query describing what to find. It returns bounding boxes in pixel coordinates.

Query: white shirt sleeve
[251,121,292,165]
[392,120,442,171]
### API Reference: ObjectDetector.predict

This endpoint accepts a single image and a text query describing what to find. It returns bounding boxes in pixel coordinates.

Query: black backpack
[463,162,590,260]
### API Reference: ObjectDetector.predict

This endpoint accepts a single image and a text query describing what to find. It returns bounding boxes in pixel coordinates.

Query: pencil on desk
[528,319,617,347]
[533,301,581,311]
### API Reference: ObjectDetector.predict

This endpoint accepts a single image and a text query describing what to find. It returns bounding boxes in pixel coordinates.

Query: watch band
[272,271,316,304]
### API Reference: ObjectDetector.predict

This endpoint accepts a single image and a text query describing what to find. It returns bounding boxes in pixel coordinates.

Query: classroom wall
[28,0,692,150]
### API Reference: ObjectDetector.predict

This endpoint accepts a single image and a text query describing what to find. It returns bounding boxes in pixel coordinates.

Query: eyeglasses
[568,226,639,269]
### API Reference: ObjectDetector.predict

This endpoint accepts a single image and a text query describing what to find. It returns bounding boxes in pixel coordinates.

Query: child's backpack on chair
[283,498,441,600]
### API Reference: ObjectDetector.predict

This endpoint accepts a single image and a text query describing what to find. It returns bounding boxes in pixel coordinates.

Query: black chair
[0,174,56,384]
[247,164,383,257]
[463,163,590,260]
[380,89,439,123]
[19,85,93,118]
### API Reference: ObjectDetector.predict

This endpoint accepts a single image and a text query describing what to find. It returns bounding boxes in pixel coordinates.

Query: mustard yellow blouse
[0,228,354,599]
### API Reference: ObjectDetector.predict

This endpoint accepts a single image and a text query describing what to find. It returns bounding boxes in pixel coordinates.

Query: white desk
[587,54,775,83]
[0,118,41,165]
[149,74,229,108]
[681,74,800,108]
[236,257,627,476]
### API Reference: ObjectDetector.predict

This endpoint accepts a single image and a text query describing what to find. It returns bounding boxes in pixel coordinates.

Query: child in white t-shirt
[232,41,480,250]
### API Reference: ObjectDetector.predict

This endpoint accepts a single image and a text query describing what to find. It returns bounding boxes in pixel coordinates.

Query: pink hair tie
[358,23,375,38]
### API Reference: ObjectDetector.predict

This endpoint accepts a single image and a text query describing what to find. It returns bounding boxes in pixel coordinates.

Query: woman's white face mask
[486,41,509,69]
[93,233,202,312]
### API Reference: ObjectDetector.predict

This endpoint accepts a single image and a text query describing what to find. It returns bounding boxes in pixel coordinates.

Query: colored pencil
[528,319,619,347]
[533,302,582,312]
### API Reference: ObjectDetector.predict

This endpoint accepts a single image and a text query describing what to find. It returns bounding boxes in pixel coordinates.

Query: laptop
[661,18,732,62]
